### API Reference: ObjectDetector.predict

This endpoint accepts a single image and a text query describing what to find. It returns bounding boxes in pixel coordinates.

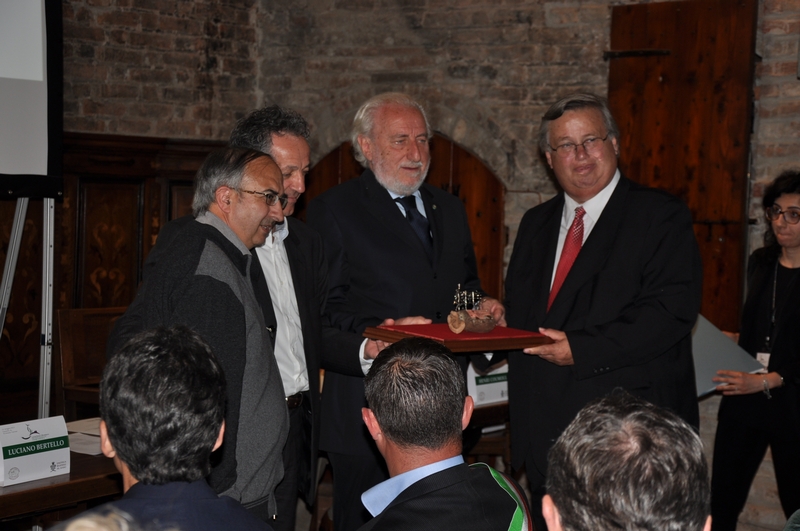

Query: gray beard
[373,168,427,196]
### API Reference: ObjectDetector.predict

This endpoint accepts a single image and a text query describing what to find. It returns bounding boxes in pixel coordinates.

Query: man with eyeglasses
[108,147,290,523]
[504,93,702,530]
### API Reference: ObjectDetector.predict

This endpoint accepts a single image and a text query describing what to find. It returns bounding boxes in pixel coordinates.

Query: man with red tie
[504,93,702,530]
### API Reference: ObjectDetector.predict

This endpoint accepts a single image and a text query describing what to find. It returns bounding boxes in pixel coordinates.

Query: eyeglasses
[238,189,289,209]
[766,205,800,225]
[548,134,609,158]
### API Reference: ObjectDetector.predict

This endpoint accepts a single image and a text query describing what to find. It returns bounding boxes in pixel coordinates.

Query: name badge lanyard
[764,260,799,353]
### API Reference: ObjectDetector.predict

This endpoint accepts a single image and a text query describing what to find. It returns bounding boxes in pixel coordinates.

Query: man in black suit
[504,93,702,528]
[357,338,529,531]
[307,92,505,531]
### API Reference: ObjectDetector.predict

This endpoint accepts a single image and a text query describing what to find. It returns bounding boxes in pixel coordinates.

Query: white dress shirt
[551,169,621,288]
[255,221,309,396]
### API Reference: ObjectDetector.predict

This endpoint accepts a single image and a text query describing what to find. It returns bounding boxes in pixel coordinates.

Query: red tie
[548,206,585,311]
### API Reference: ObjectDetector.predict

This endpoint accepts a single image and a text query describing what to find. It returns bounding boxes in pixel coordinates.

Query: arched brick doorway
[296,134,505,299]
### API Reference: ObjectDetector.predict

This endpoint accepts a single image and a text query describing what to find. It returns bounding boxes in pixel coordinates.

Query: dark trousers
[711,416,800,531]
[328,449,389,531]
[272,394,312,531]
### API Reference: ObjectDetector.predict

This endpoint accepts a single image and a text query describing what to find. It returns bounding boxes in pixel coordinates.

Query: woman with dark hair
[711,169,800,531]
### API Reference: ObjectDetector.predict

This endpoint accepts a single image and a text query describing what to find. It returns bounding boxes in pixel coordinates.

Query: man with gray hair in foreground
[357,337,530,531]
[543,391,711,531]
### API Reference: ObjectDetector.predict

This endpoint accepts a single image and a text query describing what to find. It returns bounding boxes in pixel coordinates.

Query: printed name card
[0,415,70,486]
[467,357,509,407]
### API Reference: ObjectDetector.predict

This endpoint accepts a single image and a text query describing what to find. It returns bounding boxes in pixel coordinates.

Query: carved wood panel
[0,133,221,423]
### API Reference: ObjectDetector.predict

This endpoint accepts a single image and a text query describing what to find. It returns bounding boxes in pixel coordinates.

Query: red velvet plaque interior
[363,323,552,352]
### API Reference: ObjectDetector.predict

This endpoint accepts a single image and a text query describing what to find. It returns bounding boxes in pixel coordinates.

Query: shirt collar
[564,168,620,222]
[263,219,289,248]
[361,455,464,517]
[195,211,251,256]
[388,190,422,201]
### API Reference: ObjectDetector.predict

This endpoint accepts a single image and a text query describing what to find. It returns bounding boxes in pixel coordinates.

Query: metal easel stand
[0,191,58,420]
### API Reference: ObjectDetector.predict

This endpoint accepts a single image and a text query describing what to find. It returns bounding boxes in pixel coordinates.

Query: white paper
[66,417,101,437]
[68,433,103,456]
[692,314,765,397]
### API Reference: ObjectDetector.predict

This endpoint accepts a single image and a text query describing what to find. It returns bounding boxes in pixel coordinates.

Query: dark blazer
[307,169,482,456]
[282,216,325,501]
[58,480,272,531]
[356,463,526,531]
[505,176,702,474]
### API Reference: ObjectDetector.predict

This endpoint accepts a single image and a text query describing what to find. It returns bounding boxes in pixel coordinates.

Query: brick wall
[63,1,799,528]
[749,0,800,253]
[63,0,261,138]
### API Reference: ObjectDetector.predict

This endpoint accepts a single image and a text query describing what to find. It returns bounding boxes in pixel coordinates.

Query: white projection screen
[0,1,48,176]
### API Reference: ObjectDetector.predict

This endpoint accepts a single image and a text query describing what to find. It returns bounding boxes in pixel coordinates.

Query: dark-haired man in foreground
[357,337,530,531]
[57,326,271,531]
[544,391,710,531]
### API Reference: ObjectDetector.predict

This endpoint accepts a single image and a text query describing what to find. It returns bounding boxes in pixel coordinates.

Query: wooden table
[0,452,121,521]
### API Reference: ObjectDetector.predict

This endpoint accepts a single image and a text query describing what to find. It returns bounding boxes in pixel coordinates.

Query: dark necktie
[548,206,585,311]
[395,195,433,264]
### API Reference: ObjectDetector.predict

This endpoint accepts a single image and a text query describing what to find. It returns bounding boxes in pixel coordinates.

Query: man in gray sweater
[108,147,289,522]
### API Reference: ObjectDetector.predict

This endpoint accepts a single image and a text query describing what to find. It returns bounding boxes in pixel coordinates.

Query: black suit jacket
[307,170,482,456]
[282,216,325,501]
[356,463,525,531]
[505,176,702,474]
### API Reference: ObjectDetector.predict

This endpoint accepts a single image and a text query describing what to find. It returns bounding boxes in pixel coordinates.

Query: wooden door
[607,0,758,331]
[298,135,506,299]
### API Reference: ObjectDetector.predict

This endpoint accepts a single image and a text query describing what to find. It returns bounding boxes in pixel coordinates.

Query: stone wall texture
[62,0,800,529]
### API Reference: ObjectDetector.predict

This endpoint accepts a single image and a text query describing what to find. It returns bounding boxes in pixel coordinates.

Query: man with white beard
[307,92,505,531]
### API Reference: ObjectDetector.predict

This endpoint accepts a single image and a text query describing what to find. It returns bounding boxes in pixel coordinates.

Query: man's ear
[357,135,373,164]
[99,420,116,459]
[213,420,225,452]
[703,516,711,531]
[362,407,381,441]
[611,136,619,157]
[462,395,474,430]
[545,151,554,169]
[542,494,562,531]
[215,186,233,212]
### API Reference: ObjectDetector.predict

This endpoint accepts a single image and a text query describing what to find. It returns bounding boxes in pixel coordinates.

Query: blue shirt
[361,455,464,517]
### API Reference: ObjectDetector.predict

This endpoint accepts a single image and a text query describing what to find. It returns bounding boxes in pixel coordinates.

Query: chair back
[53,307,126,419]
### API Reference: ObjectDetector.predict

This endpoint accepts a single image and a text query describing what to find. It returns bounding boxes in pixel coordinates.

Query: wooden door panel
[451,144,504,300]
[608,0,757,330]
[693,222,744,332]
